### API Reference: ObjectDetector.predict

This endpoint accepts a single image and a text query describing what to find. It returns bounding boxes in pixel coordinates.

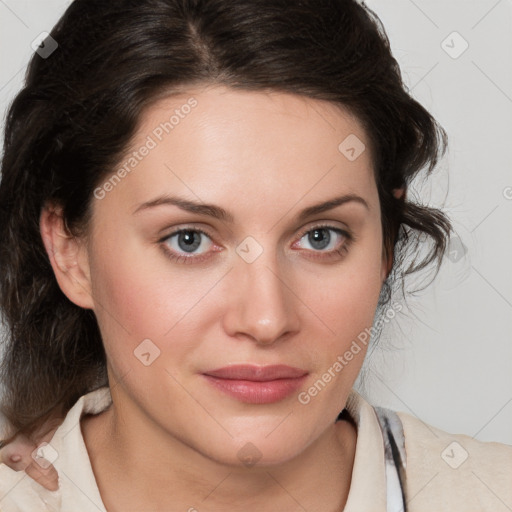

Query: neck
[81,395,357,512]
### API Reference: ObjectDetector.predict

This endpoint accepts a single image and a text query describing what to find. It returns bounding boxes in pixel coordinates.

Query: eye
[159,224,353,265]
[160,228,216,264]
[293,224,352,260]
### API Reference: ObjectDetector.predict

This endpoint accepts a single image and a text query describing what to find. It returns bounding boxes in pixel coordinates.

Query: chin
[192,425,315,470]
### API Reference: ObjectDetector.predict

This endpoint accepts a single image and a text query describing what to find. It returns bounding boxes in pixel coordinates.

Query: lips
[202,364,308,404]
[203,364,308,381]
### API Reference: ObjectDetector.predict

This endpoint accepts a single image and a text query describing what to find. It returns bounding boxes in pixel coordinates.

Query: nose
[222,248,300,346]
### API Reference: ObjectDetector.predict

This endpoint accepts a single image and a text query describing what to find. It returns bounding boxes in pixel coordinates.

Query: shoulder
[0,452,62,511]
[396,410,512,511]
[0,387,110,511]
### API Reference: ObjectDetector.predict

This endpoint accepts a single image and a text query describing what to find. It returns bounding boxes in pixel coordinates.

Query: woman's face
[75,85,387,465]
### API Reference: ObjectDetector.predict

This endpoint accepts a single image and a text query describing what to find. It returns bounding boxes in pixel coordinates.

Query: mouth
[202,364,308,404]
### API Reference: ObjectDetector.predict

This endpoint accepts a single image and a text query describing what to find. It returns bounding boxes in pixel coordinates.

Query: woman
[0,0,510,510]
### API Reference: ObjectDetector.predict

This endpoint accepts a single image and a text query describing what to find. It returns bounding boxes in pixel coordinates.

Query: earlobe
[39,205,94,310]
[392,187,405,200]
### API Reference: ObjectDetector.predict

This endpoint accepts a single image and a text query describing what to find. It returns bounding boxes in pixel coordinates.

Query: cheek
[89,245,164,336]
[88,215,384,373]
[87,232,222,367]
[306,240,384,344]
[295,241,384,413]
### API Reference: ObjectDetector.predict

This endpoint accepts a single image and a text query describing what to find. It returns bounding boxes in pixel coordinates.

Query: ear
[39,204,94,310]
[392,187,405,201]
[380,187,406,282]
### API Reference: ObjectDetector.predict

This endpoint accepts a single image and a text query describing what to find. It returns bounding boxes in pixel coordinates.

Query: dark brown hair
[0,0,450,441]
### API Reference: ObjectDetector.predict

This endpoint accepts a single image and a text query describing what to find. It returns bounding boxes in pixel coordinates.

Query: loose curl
[0,0,450,441]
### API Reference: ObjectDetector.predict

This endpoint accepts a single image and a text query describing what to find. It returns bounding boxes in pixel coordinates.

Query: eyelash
[158,224,354,265]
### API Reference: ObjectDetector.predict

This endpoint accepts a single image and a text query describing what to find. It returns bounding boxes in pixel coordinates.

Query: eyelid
[158,226,218,265]
[157,225,214,242]
[158,220,351,244]
[158,221,354,264]
[294,221,352,240]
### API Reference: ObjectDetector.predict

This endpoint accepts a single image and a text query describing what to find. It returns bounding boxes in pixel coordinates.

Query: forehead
[136,85,372,162]
[97,86,378,220]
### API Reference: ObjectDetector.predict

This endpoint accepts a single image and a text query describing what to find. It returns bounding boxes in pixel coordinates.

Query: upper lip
[203,364,308,381]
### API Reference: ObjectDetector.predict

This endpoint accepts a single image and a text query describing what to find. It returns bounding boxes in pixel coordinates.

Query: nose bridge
[224,235,299,344]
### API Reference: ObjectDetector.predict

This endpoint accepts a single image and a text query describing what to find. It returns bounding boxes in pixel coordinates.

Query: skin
[35,85,392,511]
[0,431,59,491]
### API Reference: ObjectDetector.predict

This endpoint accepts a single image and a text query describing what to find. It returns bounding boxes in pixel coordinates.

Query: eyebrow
[133,193,369,223]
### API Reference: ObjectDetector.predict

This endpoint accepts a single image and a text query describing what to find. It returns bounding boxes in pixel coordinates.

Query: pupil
[179,231,201,252]
[309,228,330,250]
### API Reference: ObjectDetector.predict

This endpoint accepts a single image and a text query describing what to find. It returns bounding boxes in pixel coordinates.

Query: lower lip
[202,375,308,404]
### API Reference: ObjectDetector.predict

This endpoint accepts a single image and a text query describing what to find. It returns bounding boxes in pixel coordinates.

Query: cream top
[1,387,511,511]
